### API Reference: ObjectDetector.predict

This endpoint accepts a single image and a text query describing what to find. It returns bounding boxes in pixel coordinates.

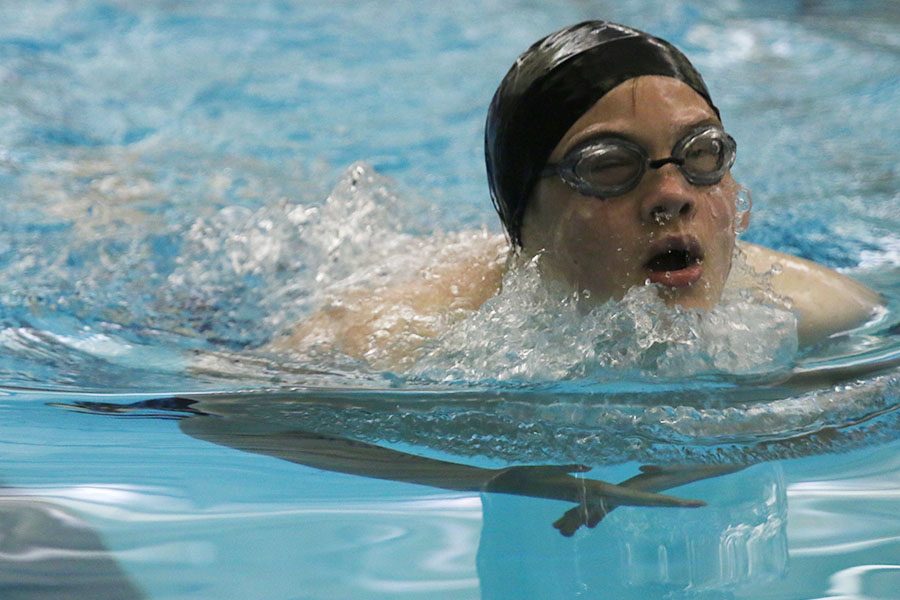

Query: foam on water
[411,254,798,383]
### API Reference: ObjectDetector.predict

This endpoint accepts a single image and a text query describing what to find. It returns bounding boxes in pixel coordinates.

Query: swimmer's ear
[736,209,750,232]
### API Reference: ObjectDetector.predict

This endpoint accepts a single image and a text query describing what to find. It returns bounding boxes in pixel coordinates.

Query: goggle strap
[539,165,559,178]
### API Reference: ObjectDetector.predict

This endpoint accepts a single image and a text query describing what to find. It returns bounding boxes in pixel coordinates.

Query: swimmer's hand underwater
[485,463,707,536]
[550,464,745,536]
[485,464,704,509]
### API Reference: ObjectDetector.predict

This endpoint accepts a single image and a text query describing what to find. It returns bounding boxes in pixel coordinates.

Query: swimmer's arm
[179,416,704,518]
[738,242,882,345]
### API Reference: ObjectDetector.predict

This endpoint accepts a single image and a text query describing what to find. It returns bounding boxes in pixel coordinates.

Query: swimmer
[271,21,881,368]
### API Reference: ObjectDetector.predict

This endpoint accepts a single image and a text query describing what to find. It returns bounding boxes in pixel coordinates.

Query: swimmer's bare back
[267,232,507,369]
[271,237,881,369]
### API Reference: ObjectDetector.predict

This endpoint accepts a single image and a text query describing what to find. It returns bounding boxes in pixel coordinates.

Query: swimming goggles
[541,125,737,198]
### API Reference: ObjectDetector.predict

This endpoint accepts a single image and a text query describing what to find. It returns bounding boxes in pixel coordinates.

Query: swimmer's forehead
[550,76,723,161]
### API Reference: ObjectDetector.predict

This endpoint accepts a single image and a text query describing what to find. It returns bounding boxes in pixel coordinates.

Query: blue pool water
[0,1,898,598]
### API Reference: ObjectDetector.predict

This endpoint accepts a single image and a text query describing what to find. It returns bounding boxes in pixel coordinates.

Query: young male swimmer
[271,21,880,367]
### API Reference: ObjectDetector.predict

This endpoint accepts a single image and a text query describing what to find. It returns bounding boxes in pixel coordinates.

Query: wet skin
[521,76,742,310]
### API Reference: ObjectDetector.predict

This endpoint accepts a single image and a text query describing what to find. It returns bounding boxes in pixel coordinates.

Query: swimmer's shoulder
[269,232,508,368]
[422,231,508,311]
[737,241,882,345]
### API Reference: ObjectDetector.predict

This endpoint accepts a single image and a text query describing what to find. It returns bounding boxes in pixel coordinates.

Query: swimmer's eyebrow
[563,128,634,152]
[562,117,723,155]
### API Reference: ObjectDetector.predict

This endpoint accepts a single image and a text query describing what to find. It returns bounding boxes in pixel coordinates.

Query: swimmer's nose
[640,167,695,225]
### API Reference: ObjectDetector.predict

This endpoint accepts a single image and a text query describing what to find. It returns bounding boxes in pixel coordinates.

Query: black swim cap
[485,21,720,247]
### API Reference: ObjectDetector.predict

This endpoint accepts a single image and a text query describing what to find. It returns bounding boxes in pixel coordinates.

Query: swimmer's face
[521,76,742,309]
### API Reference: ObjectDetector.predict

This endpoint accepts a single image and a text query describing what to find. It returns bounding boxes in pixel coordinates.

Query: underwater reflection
[36,379,896,597]
[57,395,735,535]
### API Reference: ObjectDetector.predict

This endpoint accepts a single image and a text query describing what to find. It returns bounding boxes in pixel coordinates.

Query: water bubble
[734,186,752,233]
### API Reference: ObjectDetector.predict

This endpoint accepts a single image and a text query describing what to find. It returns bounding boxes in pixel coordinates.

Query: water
[0,1,898,598]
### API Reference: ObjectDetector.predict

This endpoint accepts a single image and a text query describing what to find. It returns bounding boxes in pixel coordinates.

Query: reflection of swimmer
[270,21,880,367]
[54,396,742,536]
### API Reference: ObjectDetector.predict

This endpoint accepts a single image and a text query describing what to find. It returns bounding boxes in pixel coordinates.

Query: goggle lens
[573,146,643,189]
[679,131,730,183]
[545,126,736,197]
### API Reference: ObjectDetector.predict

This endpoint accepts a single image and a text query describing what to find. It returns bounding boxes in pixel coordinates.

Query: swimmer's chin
[654,280,719,310]
[573,279,720,311]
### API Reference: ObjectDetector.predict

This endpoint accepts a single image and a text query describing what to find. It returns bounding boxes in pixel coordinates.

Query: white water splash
[410,255,798,383]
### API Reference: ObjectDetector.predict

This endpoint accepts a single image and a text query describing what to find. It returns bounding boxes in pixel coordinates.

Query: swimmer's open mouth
[644,237,704,287]
[645,248,701,272]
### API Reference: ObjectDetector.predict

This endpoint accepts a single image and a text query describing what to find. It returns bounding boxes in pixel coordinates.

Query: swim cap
[485,21,720,247]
